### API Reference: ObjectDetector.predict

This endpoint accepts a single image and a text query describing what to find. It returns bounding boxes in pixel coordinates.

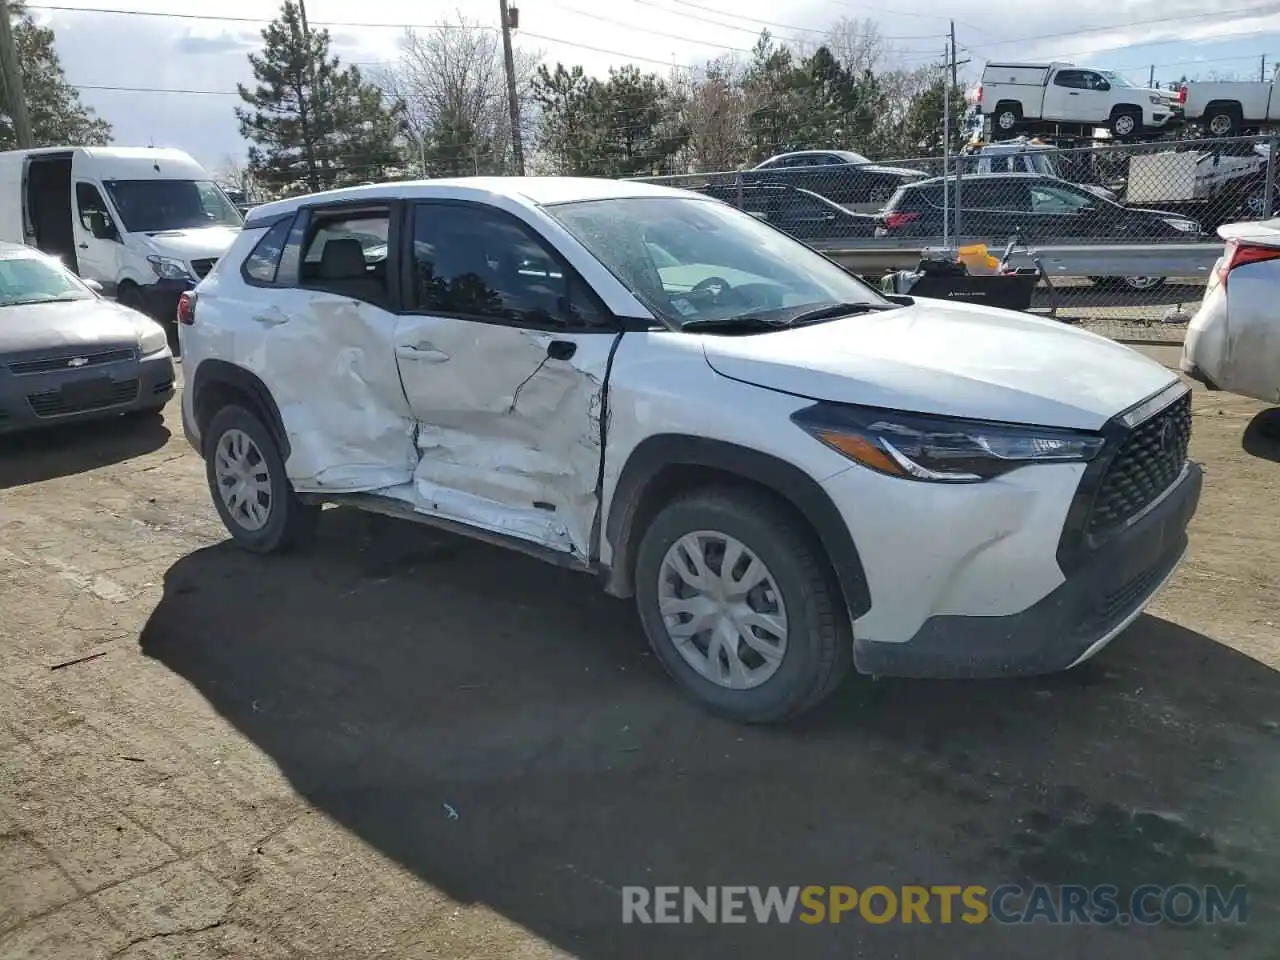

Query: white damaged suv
[177,177,1201,723]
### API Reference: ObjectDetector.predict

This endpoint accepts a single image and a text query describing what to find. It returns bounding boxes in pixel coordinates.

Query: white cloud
[33,0,1280,167]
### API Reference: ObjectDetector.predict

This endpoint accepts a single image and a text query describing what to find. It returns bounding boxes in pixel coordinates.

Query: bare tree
[378,12,540,176]
[681,56,751,171]
[212,153,253,197]
[798,16,885,74]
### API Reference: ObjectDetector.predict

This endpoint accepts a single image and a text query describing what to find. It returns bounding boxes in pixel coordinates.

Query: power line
[546,3,757,55]
[633,0,944,41]
[966,2,1280,50]
[25,3,490,31]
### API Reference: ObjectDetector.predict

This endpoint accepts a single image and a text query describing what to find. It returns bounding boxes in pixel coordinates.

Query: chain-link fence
[637,135,1278,343]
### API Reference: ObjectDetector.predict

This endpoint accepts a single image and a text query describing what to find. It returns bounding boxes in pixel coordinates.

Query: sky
[30,0,1280,174]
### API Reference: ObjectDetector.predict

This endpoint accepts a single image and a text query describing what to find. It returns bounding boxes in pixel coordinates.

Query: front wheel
[633,488,853,723]
[204,404,318,554]
[1109,109,1142,139]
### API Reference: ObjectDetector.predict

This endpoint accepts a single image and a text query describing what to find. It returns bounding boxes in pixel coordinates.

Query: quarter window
[241,217,293,284]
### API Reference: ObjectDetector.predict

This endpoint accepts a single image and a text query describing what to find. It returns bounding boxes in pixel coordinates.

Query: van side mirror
[88,211,116,240]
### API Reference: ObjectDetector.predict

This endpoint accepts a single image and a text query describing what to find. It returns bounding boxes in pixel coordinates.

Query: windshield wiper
[783,301,898,325]
[678,315,793,331]
[0,296,86,306]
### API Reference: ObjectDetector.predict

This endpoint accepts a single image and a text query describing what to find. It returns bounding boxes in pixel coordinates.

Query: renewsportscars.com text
[621,884,1249,925]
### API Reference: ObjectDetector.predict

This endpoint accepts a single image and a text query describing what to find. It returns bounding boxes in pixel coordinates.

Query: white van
[0,146,243,320]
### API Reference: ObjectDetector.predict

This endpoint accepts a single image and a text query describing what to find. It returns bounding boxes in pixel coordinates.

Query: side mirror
[88,211,115,240]
[82,278,104,294]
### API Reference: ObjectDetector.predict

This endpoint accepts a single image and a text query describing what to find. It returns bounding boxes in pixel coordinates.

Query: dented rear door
[392,200,621,558]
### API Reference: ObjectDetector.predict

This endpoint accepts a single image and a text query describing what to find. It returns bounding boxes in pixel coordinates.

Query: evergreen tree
[236,0,403,196]
[0,1,111,148]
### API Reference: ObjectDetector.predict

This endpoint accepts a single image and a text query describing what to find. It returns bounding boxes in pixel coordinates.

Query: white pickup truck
[980,62,1182,139]
[1180,71,1280,136]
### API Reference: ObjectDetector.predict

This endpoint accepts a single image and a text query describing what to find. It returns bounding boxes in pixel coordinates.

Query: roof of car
[243,176,695,226]
[0,241,45,259]
[903,172,1058,187]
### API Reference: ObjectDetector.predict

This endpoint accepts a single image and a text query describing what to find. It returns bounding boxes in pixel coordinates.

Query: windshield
[1098,70,1135,88]
[545,196,886,328]
[102,179,244,233]
[0,255,92,307]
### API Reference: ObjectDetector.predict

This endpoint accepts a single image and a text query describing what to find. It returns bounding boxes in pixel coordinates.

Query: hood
[139,225,239,260]
[0,298,147,354]
[699,299,1177,430]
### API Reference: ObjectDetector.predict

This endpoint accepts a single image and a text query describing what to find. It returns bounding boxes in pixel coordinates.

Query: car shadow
[1242,408,1280,463]
[0,411,171,490]
[139,509,1280,959]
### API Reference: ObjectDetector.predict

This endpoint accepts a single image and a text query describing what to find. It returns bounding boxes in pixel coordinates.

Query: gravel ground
[2,352,1279,960]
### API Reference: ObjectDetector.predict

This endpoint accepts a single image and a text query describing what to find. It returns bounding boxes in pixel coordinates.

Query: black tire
[1109,108,1143,140]
[204,404,318,554]
[993,103,1021,136]
[1204,104,1240,138]
[1257,410,1280,440]
[1089,276,1166,292]
[633,487,854,723]
[116,282,145,316]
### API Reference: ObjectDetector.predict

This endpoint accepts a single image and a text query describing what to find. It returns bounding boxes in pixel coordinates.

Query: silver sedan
[0,242,175,434]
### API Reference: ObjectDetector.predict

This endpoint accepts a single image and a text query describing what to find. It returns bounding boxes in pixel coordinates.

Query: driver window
[298,208,390,306]
[412,203,609,330]
[75,182,115,236]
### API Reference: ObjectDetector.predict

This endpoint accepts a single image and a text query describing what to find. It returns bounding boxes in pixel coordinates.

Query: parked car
[0,147,243,320]
[1179,70,1280,137]
[0,242,174,434]
[178,176,1200,723]
[692,183,879,240]
[742,150,927,210]
[979,61,1182,139]
[877,173,1203,289]
[1182,219,1280,434]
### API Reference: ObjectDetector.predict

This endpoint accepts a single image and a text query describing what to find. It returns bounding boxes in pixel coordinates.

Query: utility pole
[500,0,525,175]
[1262,54,1269,82]
[0,0,32,148]
[950,21,962,241]
[295,0,320,190]
[1149,64,1155,87]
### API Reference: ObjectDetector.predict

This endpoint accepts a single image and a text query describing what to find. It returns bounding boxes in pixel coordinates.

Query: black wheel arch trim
[190,359,291,461]
[601,433,872,618]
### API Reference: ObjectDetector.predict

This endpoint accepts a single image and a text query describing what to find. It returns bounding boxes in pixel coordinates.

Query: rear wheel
[1109,108,1142,140]
[1205,105,1241,138]
[204,404,318,554]
[116,281,145,316]
[633,488,854,723]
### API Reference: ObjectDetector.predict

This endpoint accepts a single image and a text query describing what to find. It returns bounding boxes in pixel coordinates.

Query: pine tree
[0,1,112,148]
[235,0,404,196]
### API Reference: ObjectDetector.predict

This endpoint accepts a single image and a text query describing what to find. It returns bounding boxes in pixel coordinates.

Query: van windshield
[102,179,244,233]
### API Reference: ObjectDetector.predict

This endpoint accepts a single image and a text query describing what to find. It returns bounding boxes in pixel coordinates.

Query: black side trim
[242,210,298,231]
[603,434,871,617]
[190,360,291,460]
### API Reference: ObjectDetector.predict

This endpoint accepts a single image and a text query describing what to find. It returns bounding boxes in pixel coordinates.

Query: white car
[1182,220,1280,434]
[177,176,1201,723]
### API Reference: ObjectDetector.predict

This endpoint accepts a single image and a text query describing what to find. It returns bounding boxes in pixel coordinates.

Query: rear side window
[298,208,391,307]
[892,186,940,211]
[241,217,293,284]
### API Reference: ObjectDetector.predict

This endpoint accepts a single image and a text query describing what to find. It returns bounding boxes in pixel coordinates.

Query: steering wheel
[691,276,733,302]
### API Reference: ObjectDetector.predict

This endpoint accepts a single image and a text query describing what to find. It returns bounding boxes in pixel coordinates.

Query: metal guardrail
[810,239,1224,277]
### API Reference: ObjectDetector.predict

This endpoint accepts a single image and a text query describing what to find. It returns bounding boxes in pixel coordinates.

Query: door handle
[396,344,450,363]
[77,243,88,249]
[546,339,577,361]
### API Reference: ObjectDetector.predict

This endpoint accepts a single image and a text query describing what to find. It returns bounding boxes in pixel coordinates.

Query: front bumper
[854,461,1202,678]
[136,278,194,322]
[0,348,175,435]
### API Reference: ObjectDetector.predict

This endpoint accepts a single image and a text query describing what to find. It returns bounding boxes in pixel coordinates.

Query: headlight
[137,320,168,355]
[147,255,191,280]
[1149,95,1163,105]
[791,404,1105,483]
[1161,218,1198,232]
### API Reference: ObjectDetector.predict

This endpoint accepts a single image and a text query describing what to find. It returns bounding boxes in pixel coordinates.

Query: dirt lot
[2,352,1279,960]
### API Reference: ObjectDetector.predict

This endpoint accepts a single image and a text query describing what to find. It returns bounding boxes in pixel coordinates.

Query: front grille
[191,258,217,278]
[9,348,135,375]
[1087,390,1192,536]
[27,378,139,418]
